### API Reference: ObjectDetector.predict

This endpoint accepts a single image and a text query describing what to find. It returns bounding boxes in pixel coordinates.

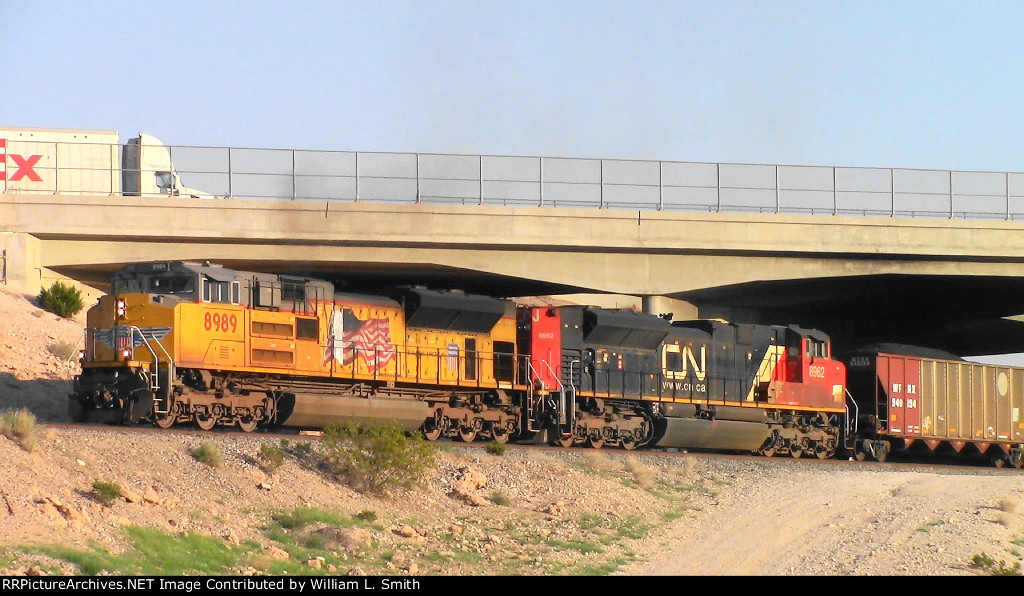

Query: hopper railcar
[845,345,1024,468]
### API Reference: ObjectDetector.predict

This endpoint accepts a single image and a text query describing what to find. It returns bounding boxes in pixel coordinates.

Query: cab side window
[805,338,828,358]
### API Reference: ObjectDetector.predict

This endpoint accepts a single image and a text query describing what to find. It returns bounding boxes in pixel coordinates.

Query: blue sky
[6,1,1024,171]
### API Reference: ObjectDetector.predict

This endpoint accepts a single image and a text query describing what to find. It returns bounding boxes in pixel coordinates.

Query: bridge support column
[641,295,697,321]
[0,232,42,295]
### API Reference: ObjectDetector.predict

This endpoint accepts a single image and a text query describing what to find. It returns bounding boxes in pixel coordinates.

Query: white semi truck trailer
[0,127,210,198]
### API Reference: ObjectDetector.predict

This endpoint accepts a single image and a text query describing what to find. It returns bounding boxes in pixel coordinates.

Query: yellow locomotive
[72,261,530,441]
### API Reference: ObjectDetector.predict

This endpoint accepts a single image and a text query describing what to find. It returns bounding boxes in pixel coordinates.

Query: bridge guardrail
[6,138,1024,221]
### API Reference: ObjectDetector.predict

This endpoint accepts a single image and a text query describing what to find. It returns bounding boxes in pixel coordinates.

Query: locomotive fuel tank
[276,393,431,432]
[656,403,771,451]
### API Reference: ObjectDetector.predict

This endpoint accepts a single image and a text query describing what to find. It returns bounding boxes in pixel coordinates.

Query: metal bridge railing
[7,137,1024,221]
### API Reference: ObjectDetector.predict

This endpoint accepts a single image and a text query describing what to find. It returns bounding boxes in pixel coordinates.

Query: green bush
[257,443,287,473]
[970,552,1022,576]
[484,440,507,456]
[38,281,84,319]
[90,480,123,507]
[320,420,435,496]
[190,442,224,468]
[355,509,378,523]
[489,490,513,506]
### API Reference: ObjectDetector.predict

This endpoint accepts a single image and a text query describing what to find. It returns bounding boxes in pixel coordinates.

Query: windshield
[146,275,195,295]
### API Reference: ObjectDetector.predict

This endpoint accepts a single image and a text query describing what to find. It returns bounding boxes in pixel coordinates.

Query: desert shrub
[970,552,1022,576]
[257,443,287,473]
[484,440,507,456]
[190,442,224,468]
[0,408,39,452]
[355,510,378,523]
[320,420,435,496]
[38,281,84,319]
[489,490,513,506]
[91,480,123,507]
[47,340,79,362]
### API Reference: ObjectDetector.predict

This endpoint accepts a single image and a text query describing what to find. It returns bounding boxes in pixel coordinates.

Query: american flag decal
[325,310,395,371]
[95,326,172,350]
[446,343,459,371]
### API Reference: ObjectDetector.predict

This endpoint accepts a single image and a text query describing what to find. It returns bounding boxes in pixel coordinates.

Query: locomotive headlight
[121,348,131,360]
[116,299,127,318]
[78,349,86,363]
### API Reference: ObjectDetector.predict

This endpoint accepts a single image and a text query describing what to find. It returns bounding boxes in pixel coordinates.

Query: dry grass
[998,498,1018,514]
[582,451,620,472]
[623,456,656,488]
[0,408,40,452]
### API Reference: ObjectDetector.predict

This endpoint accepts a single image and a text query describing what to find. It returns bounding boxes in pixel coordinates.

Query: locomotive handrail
[66,329,86,366]
[539,359,574,435]
[126,325,174,414]
[523,356,541,432]
[845,387,859,441]
[341,343,529,392]
[566,358,580,429]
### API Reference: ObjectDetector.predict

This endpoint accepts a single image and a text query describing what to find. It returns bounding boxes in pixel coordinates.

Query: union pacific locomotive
[71,261,848,456]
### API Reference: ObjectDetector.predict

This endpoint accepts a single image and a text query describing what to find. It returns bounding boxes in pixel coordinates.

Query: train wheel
[458,427,478,443]
[761,447,776,457]
[1009,448,1024,469]
[237,417,258,433]
[154,414,175,429]
[423,418,443,441]
[195,414,217,431]
[873,441,890,463]
[556,433,575,448]
[620,437,638,451]
[854,448,868,462]
[816,449,830,460]
[589,436,605,449]
[994,458,1007,469]
[790,447,803,459]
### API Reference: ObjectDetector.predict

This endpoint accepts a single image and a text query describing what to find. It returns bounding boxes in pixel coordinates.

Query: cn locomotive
[71,261,849,457]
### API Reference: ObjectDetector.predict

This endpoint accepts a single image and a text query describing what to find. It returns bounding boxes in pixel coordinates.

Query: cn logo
[0,139,43,182]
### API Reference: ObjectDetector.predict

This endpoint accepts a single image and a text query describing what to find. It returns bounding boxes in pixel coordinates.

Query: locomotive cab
[771,326,846,410]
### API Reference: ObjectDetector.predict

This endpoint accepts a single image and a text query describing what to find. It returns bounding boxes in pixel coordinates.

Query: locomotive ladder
[843,388,860,452]
[126,326,175,416]
[543,359,576,438]
[524,360,545,433]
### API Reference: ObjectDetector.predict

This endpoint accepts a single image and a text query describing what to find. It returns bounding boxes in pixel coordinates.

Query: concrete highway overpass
[4,192,1024,357]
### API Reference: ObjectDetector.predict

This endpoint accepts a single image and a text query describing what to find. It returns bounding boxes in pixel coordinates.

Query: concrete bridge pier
[641,295,697,322]
[1,232,42,295]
